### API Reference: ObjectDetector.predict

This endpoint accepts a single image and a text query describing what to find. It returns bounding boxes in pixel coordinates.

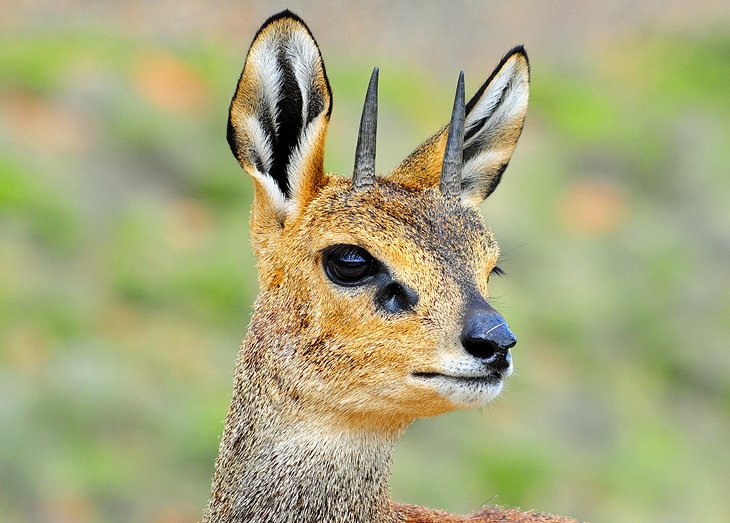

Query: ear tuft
[228,11,332,215]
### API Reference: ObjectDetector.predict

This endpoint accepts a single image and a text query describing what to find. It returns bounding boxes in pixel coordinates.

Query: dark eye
[323,245,378,286]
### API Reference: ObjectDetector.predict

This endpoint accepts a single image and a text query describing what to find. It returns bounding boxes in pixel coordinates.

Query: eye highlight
[322,244,378,286]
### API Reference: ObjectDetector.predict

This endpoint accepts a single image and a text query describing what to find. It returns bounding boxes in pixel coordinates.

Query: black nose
[461,305,517,364]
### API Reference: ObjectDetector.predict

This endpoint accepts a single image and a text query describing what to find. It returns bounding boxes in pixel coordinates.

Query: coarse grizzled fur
[202,9,577,523]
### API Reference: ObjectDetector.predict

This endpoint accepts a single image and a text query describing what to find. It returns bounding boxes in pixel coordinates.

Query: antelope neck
[203,339,402,523]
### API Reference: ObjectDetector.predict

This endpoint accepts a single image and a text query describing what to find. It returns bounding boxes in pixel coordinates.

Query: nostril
[461,335,499,360]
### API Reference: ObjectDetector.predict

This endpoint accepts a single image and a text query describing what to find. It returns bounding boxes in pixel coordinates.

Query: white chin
[415,374,505,407]
[437,377,504,407]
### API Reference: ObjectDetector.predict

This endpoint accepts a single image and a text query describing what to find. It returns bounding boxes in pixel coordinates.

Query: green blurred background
[1,1,729,522]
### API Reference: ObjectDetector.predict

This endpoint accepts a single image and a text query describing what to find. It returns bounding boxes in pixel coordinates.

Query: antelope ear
[389,47,529,206]
[228,10,332,229]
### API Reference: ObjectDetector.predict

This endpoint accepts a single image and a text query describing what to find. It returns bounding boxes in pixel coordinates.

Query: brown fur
[202,10,577,523]
[389,128,449,191]
[395,504,575,522]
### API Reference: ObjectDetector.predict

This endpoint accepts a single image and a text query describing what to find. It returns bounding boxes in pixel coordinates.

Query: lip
[411,371,503,384]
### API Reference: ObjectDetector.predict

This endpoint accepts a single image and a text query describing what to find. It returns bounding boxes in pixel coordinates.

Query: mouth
[411,370,504,385]
[409,366,508,407]
[410,369,506,407]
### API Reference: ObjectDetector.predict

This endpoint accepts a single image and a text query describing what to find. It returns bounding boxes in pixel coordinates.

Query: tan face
[227,13,529,431]
[258,178,511,427]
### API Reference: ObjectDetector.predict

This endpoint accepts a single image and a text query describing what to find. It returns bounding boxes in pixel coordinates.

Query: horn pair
[353,68,466,199]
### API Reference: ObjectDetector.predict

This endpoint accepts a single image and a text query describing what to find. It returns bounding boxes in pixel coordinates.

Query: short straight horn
[439,71,466,199]
[353,67,379,191]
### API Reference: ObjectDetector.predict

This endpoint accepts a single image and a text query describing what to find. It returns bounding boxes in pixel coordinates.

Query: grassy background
[1,2,729,522]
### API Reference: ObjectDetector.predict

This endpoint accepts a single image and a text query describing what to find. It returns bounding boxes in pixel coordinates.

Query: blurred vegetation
[1,17,729,523]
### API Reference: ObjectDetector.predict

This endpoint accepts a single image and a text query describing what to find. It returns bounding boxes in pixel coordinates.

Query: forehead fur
[292,177,499,273]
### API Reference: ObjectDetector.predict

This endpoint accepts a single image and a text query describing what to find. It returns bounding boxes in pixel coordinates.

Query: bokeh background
[2,1,729,522]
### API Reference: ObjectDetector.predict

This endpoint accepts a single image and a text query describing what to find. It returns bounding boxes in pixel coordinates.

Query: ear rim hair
[387,46,530,206]
[465,45,528,124]
[238,9,333,122]
[460,45,529,204]
[227,10,333,220]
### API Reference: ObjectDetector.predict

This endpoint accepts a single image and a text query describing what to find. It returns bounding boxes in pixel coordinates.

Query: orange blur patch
[98,303,144,341]
[3,325,50,376]
[558,178,628,235]
[168,197,213,251]
[1,91,93,153]
[131,51,208,113]
[44,493,97,523]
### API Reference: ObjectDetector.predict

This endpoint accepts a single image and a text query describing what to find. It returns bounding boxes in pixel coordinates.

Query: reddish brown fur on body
[396,504,575,522]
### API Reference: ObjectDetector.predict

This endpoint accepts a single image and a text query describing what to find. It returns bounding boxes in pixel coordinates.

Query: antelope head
[227,10,530,432]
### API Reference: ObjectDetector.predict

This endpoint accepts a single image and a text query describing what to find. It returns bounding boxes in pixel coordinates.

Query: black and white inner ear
[228,12,332,214]
[459,47,530,205]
